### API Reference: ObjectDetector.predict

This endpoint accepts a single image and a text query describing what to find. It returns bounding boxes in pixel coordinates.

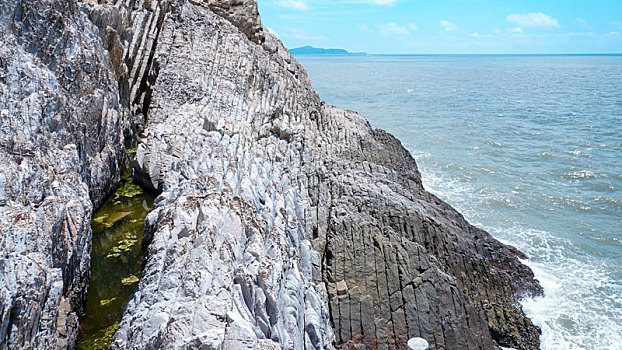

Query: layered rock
[0,0,124,348]
[311,106,542,349]
[79,0,170,130]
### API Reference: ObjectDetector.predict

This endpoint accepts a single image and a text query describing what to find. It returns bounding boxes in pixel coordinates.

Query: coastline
[294,53,622,349]
[1,1,547,349]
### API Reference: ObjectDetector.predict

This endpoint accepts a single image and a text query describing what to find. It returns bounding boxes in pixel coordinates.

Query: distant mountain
[289,46,366,55]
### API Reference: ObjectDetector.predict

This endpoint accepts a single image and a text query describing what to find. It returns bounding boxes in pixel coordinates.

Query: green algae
[78,137,155,349]
[113,181,143,201]
[121,275,140,286]
[77,322,119,350]
[78,185,152,346]
[106,234,138,259]
[99,298,116,306]
[92,211,134,231]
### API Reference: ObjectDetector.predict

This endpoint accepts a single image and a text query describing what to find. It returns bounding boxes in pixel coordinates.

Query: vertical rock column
[91,1,544,350]
[309,105,542,349]
[111,2,334,349]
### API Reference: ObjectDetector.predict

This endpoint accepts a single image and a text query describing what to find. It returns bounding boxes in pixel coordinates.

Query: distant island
[289,45,366,55]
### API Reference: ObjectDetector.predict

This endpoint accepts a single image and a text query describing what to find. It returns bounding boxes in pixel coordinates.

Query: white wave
[495,226,622,350]
[521,259,622,350]
[418,167,622,350]
[569,150,590,157]
[562,170,606,179]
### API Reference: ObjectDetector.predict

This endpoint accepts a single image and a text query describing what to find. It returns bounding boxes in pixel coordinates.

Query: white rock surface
[112,3,334,349]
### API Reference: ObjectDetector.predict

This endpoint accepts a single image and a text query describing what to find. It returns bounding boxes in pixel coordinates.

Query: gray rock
[112,3,333,349]
[0,0,124,348]
[79,0,172,131]
[200,0,265,44]
[317,115,543,349]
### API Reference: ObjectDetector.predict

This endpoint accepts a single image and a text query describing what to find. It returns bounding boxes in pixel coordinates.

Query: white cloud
[607,31,620,36]
[493,28,502,34]
[506,12,559,28]
[565,32,594,37]
[273,0,309,10]
[271,0,398,9]
[357,24,377,34]
[613,21,622,30]
[471,32,492,38]
[407,23,419,31]
[379,22,410,36]
[439,20,458,32]
[507,27,524,34]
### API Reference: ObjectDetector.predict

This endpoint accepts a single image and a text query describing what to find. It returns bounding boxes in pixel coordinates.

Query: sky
[256,0,622,54]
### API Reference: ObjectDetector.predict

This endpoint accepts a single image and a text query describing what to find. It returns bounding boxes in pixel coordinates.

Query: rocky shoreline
[1,0,542,349]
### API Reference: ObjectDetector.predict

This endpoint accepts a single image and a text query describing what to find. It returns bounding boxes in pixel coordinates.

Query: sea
[295,54,622,350]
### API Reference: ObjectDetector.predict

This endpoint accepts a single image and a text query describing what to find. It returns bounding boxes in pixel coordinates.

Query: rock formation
[0,0,124,348]
[0,0,543,349]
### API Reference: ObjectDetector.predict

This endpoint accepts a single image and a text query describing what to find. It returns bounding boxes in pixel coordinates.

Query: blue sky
[256,0,622,54]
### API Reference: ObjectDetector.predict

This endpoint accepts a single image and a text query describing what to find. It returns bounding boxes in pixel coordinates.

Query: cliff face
[0,0,124,348]
[113,1,543,349]
[1,0,543,349]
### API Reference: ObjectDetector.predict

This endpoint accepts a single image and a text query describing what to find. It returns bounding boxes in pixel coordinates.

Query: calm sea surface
[296,54,622,349]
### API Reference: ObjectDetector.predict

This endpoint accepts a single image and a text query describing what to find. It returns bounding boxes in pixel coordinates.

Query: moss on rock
[77,322,119,350]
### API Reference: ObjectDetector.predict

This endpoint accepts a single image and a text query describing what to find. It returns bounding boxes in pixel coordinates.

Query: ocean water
[295,54,622,349]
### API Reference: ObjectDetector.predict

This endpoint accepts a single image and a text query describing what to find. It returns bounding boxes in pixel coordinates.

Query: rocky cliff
[0,0,543,349]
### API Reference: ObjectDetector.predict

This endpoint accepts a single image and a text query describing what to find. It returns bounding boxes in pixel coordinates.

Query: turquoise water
[296,54,622,349]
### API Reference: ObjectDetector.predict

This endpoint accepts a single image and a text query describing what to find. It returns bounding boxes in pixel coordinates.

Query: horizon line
[291,52,622,56]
